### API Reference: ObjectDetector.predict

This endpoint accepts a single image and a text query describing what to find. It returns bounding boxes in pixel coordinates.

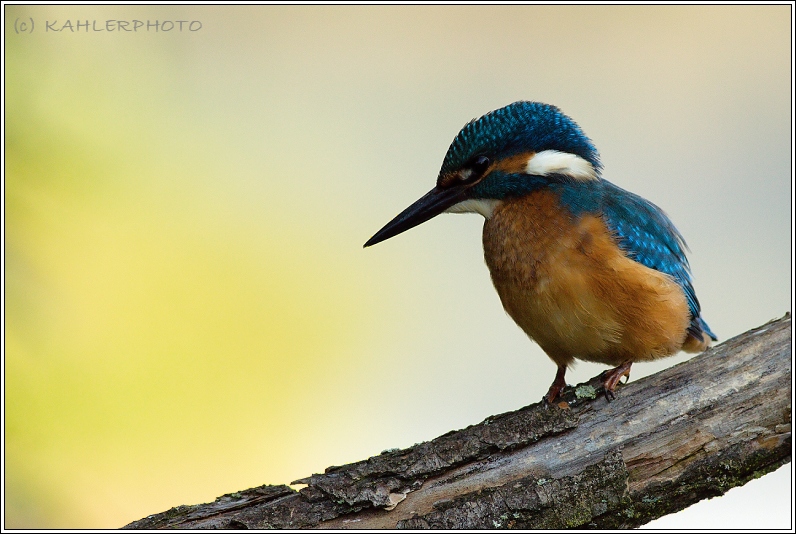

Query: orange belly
[482,190,691,369]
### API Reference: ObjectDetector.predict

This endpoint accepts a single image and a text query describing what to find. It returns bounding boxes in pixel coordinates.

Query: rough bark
[124,314,792,529]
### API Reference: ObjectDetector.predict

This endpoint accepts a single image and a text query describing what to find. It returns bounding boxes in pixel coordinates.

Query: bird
[364,101,716,403]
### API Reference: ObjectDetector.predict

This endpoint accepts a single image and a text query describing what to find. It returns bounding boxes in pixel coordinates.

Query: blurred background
[4,5,792,529]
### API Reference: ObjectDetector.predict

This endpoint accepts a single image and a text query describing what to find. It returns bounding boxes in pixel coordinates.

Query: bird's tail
[682,316,717,353]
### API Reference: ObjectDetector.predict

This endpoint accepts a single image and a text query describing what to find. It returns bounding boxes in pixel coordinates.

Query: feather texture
[598,181,717,343]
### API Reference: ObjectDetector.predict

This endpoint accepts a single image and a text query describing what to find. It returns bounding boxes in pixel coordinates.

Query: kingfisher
[364,101,716,403]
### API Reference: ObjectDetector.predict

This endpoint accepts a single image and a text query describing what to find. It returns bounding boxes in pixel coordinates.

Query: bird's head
[364,101,602,247]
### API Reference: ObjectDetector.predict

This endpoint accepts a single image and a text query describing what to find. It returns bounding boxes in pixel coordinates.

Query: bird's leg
[544,365,567,404]
[601,361,632,401]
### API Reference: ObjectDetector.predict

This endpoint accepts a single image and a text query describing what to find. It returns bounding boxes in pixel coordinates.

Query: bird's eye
[445,155,492,187]
[470,155,491,176]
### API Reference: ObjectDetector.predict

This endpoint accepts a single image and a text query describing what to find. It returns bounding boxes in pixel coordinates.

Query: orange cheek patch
[491,152,536,174]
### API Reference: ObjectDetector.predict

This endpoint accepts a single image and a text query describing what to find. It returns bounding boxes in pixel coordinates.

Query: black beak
[364,185,468,247]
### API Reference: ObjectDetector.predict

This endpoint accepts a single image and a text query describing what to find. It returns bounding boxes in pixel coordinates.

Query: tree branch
[124,314,791,529]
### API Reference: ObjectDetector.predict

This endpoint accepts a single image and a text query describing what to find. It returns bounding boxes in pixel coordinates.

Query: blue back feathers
[598,181,715,341]
[553,179,715,341]
[440,101,602,176]
[549,179,716,342]
[548,178,716,341]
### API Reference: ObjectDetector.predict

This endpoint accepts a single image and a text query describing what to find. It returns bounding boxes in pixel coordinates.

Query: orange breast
[482,190,691,368]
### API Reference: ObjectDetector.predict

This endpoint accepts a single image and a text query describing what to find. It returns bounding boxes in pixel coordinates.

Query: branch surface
[124,314,792,529]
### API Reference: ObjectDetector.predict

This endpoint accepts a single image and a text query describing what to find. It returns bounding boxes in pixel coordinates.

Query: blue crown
[439,101,602,176]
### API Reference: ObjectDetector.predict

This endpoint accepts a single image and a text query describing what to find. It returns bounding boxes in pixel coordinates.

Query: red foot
[544,366,567,404]
[602,361,632,401]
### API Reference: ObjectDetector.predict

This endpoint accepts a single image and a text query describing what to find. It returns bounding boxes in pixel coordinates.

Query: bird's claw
[600,361,632,402]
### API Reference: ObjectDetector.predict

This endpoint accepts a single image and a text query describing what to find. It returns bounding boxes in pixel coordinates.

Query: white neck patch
[526,150,598,181]
[445,198,501,219]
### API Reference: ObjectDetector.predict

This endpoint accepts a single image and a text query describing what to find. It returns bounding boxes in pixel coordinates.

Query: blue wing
[599,180,716,341]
